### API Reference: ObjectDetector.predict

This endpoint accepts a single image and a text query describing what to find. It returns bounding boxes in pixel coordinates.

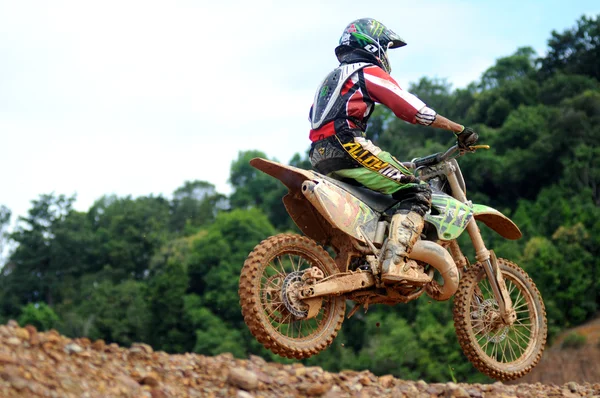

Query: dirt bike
[238,144,547,381]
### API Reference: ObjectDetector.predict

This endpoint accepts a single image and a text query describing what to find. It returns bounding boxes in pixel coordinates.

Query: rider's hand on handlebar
[455,126,479,150]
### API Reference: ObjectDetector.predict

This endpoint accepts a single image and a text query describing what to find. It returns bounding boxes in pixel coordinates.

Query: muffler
[408,240,459,301]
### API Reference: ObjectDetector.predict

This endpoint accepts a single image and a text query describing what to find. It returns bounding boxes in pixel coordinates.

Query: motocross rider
[309,18,478,285]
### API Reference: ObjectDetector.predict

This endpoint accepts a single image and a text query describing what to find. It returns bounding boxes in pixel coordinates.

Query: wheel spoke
[511,326,531,349]
[265,306,279,320]
[264,251,333,340]
[506,333,518,361]
[514,321,533,327]
[500,332,508,362]
[491,335,499,360]
[481,333,493,352]
[240,235,347,362]
[288,254,297,272]
[513,321,533,332]
[514,308,531,314]
[481,280,493,298]
[282,313,293,328]
[512,288,524,309]
[513,301,530,311]
[276,257,287,276]
[513,330,528,354]
[473,278,529,362]
[297,256,305,272]
[508,335,524,360]
[452,260,547,380]
[476,330,489,345]
[473,325,486,337]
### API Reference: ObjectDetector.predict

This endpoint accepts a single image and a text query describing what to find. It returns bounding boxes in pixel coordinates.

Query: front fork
[447,170,516,325]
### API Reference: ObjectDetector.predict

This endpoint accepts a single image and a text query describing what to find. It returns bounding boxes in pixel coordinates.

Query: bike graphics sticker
[312,180,379,242]
[425,193,474,240]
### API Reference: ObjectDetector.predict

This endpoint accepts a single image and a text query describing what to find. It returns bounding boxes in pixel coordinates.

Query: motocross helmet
[335,18,406,74]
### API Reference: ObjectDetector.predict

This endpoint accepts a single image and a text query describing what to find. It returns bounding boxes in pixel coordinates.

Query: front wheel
[239,233,346,359]
[453,259,547,381]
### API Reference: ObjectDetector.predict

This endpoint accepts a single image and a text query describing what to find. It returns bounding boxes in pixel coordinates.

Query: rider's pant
[310,133,432,216]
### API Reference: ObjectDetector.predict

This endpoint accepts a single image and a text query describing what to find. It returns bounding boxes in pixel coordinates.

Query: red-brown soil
[0,320,598,397]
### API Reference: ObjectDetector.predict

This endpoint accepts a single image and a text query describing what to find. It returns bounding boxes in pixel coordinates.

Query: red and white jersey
[309,64,435,142]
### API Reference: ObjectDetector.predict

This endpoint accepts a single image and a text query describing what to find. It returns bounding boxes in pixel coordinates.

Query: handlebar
[406,144,490,170]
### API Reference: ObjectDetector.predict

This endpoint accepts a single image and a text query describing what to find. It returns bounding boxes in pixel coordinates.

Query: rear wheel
[239,233,345,359]
[453,259,547,381]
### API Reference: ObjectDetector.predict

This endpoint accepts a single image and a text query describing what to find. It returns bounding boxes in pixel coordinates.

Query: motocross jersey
[309,63,437,143]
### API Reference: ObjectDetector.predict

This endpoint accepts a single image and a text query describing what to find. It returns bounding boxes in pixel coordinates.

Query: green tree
[540,14,600,80]
[184,295,246,358]
[70,279,151,346]
[89,195,170,280]
[522,223,597,339]
[187,208,275,323]
[538,73,600,105]
[146,234,198,352]
[354,312,424,380]
[18,302,59,331]
[2,194,75,312]
[169,180,226,235]
[228,150,291,230]
[0,205,11,266]
[480,47,536,90]
[0,13,598,384]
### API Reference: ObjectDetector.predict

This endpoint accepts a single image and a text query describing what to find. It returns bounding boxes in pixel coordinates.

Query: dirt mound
[0,321,598,398]
[516,317,600,385]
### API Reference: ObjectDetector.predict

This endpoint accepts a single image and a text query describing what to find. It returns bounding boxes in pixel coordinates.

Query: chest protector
[310,62,372,131]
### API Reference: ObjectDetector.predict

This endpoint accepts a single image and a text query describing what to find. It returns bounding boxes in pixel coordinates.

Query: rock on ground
[0,322,598,397]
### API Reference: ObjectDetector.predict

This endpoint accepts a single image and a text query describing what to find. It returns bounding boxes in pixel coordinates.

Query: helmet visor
[385,28,407,49]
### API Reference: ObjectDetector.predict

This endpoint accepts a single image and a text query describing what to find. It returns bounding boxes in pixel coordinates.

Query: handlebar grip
[413,152,441,168]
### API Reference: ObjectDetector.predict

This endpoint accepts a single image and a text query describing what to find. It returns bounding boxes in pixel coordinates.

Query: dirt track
[0,321,598,397]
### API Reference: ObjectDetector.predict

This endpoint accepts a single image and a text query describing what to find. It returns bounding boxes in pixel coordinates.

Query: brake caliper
[302,267,325,284]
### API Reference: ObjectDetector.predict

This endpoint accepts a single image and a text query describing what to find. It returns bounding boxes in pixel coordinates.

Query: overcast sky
[1,0,598,225]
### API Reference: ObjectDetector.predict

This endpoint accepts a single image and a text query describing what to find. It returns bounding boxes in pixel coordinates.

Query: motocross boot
[381,210,431,284]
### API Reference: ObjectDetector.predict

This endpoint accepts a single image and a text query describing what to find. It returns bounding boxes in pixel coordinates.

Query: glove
[455,127,479,150]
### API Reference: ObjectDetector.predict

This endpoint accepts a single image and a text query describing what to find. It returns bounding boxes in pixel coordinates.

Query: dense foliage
[1,15,598,383]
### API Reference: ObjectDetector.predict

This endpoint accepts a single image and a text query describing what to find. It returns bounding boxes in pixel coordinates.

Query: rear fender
[250,158,329,243]
[472,204,522,240]
[249,158,317,191]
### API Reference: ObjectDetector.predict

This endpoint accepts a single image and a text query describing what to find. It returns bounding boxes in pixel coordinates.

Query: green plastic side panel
[425,193,474,241]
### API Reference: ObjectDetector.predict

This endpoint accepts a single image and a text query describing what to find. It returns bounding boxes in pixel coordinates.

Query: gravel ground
[0,321,598,397]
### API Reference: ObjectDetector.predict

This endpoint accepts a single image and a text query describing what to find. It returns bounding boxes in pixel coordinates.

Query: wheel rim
[468,269,539,366]
[258,249,333,341]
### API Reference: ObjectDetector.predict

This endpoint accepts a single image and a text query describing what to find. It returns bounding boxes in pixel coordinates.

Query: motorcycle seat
[319,174,399,213]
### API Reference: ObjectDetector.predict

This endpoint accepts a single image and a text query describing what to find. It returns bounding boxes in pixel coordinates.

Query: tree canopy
[0,14,598,383]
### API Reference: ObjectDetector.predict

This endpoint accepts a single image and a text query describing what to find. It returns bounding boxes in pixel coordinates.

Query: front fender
[472,204,522,240]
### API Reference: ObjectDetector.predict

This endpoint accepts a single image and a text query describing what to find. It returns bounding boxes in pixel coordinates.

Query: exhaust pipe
[409,240,459,301]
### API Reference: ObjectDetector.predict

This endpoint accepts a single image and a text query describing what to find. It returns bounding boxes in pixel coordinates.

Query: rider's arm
[363,66,464,134]
[430,115,464,133]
